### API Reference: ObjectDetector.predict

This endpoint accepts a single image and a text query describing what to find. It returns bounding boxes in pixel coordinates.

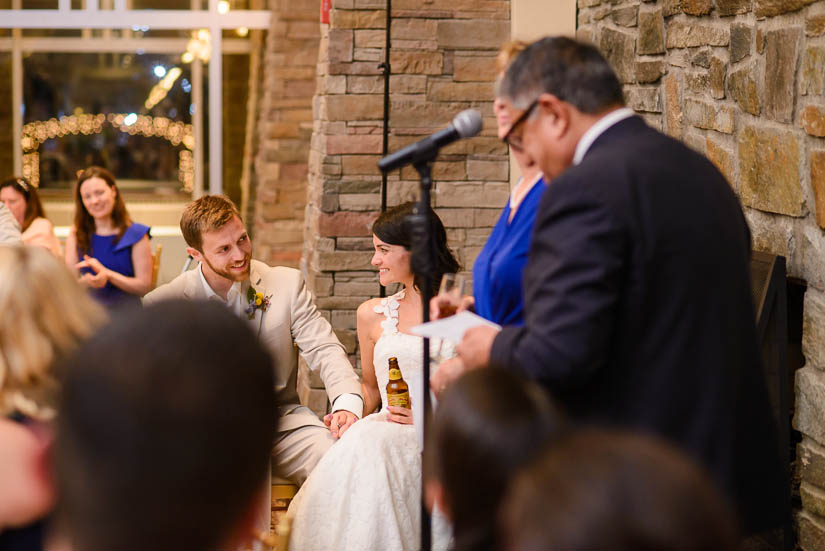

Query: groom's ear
[186,247,202,262]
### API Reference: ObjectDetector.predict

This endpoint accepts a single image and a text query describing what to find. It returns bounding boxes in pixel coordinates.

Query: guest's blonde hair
[496,40,529,74]
[495,40,530,98]
[0,246,106,420]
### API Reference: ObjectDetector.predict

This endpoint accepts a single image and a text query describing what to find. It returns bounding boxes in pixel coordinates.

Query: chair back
[151,243,163,289]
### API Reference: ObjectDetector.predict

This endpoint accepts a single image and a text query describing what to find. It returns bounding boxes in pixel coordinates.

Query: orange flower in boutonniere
[245,286,271,320]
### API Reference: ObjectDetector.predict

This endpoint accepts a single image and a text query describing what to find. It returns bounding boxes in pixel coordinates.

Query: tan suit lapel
[248,265,268,338]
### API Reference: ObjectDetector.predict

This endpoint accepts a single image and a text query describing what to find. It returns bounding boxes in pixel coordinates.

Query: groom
[144,195,363,485]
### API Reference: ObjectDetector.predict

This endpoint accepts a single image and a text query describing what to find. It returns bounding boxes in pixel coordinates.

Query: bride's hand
[387,406,413,425]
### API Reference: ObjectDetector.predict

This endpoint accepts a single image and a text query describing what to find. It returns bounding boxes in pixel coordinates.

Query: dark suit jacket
[491,115,784,533]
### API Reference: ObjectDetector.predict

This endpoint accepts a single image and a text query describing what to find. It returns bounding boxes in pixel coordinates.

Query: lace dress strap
[372,289,405,336]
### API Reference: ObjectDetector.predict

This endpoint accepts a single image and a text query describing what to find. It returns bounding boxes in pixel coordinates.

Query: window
[0,0,269,200]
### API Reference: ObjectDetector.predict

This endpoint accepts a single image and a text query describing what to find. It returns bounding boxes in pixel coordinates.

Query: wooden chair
[151,243,163,289]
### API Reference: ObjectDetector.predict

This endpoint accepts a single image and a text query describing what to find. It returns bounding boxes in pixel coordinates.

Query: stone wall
[576,0,825,547]
[252,0,321,268]
[299,0,511,409]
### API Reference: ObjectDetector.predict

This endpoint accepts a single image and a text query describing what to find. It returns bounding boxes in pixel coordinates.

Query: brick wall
[252,0,321,268]
[298,0,511,410]
[577,0,825,546]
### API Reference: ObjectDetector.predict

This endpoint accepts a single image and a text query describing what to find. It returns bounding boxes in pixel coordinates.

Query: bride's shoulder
[357,297,384,324]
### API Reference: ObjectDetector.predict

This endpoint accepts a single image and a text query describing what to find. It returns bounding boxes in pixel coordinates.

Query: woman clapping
[65,166,153,309]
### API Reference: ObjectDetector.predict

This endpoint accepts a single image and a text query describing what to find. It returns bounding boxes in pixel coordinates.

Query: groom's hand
[324,410,358,439]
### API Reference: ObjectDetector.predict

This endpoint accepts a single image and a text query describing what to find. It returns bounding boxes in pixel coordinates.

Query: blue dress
[472,178,546,326]
[79,223,150,309]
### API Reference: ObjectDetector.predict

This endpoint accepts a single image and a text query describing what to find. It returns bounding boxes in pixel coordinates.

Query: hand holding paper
[411,311,501,344]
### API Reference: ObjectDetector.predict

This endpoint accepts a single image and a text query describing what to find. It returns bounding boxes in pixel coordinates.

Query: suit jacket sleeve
[288,271,363,404]
[0,204,22,245]
[142,270,193,305]
[490,175,626,390]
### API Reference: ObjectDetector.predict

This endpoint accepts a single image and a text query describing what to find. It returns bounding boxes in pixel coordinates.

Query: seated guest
[0,246,106,421]
[0,177,62,256]
[144,195,362,486]
[0,245,105,549]
[288,202,458,551]
[65,166,153,309]
[54,300,278,551]
[500,429,740,551]
[0,419,53,547]
[425,369,565,551]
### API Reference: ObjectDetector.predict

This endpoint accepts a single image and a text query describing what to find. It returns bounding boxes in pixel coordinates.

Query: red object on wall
[321,0,331,24]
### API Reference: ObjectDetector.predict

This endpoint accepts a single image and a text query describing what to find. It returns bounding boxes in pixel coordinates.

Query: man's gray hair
[500,36,625,114]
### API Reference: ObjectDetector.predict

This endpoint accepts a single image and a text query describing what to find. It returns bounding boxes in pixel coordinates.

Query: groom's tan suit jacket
[144,260,362,432]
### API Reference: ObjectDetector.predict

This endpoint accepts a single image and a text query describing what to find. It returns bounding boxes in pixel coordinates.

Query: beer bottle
[386,357,411,409]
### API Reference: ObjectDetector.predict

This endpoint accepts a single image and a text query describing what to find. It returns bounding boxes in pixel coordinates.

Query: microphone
[378,109,483,173]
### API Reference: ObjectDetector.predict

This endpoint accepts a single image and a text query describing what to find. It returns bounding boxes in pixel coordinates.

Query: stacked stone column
[253,0,322,268]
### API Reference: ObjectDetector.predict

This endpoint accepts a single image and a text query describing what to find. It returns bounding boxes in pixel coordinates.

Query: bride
[288,202,458,551]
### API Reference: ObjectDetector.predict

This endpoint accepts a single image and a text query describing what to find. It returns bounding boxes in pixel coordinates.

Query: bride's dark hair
[372,202,459,296]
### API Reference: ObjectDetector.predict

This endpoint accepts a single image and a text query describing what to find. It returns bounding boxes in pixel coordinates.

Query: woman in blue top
[471,137,544,326]
[430,41,544,391]
[65,166,153,309]
[444,41,546,327]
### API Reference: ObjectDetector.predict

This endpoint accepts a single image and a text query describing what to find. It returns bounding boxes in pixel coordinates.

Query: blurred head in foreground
[426,369,566,551]
[0,245,105,420]
[500,429,740,551]
[55,300,277,551]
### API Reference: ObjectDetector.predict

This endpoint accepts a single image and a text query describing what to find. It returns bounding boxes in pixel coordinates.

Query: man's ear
[538,93,570,139]
[186,247,202,262]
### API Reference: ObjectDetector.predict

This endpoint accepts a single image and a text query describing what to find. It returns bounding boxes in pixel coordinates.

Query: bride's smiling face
[371,234,412,287]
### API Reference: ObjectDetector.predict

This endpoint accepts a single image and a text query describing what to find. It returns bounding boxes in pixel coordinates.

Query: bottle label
[388,368,402,380]
[387,391,410,408]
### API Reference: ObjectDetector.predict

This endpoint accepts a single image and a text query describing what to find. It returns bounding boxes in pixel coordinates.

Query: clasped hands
[75,255,109,289]
[428,294,500,397]
[324,405,413,439]
[323,410,359,439]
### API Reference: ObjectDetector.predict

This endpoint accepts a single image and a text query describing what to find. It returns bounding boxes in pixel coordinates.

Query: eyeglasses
[501,98,539,152]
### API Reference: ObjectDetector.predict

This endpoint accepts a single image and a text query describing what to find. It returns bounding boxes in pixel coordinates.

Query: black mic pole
[408,160,434,551]
[378,109,479,551]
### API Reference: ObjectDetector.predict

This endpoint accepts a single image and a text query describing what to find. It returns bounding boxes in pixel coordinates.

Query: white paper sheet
[410,311,501,344]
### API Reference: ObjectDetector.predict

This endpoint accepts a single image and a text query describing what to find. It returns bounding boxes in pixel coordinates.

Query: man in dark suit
[443,36,784,534]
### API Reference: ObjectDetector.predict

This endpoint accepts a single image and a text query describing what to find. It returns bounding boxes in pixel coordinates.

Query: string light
[21,113,195,190]
[22,152,39,187]
[183,29,211,63]
[144,67,183,110]
[179,149,194,192]
[217,0,230,14]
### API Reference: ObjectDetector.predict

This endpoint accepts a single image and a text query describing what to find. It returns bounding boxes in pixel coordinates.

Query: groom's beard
[202,253,251,282]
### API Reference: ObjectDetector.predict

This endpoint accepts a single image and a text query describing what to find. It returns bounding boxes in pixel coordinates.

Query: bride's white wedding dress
[288,290,453,551]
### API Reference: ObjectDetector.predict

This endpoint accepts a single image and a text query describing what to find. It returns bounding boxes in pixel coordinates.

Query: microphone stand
[409,159,434,551]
